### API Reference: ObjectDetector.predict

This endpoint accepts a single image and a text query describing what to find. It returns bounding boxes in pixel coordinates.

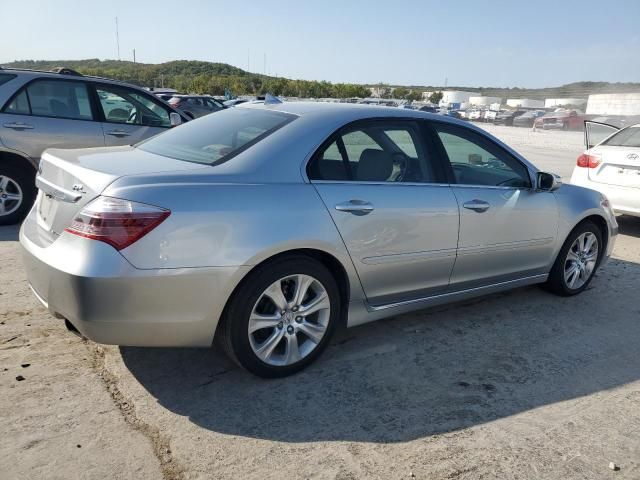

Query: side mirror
[537,171,562,191]
[169,112,182,127]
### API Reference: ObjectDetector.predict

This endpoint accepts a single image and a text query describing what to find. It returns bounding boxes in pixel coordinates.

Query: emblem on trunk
[72,184,86,194]
[627,153,639,161]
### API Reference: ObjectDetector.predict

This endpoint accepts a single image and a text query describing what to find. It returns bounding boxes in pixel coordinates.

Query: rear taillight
[576,153,601,168]
[64,196,170,250]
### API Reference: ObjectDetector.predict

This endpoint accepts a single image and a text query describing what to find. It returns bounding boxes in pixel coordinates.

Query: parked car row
[0,66,190,225]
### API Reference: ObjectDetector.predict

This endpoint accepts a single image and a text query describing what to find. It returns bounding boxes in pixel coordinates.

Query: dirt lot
[1,127,640,480]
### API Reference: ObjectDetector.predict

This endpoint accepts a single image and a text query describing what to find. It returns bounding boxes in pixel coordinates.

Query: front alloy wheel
[563,232,598,290]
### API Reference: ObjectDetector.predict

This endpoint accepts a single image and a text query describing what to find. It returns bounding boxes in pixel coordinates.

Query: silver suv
[0,67,189,225]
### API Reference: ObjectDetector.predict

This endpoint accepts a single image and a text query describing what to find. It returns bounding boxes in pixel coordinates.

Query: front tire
[544,221,602,296]
[219,256,341,378]
[0,164,36,226]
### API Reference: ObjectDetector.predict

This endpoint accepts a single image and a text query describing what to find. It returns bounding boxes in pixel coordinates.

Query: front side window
[22,80,93,120]
[137,107,295,165]
[96,85,171,127]
[308,121,434,183]
[433,123,531,188]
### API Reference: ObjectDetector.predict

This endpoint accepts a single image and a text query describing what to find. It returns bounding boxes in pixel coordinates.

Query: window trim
[1,77,98,122]
[306,117,449,185]
[90,81,175,128]
[425,120,534,189]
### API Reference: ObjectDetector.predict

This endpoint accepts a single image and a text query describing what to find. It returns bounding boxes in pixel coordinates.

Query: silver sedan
[20,102,618,377]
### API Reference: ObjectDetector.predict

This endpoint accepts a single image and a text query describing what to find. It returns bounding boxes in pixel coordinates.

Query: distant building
[507,98,545,109]
[586,93,640,115]
[469,96,502,106]
[545,98,587,108]
[421,91,436,100]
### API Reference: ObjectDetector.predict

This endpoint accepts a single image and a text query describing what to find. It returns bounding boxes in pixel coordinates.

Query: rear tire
[0,164,36,226]
[218,256,341,378]
[544,221,602,296]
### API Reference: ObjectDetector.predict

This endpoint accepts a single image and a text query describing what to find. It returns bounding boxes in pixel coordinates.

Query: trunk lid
[588,146,640,189]
[34,146,206,239]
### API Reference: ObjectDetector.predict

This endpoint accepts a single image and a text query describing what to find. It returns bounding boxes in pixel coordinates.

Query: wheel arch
[216,248,353,341]
[0,149,38,172]
[576,214,609,262]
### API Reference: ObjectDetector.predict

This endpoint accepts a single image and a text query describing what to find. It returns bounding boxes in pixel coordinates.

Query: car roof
[238,100,467,125]
[0,66,149,89]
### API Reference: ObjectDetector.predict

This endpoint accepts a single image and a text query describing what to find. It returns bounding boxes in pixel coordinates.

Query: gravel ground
[1,127,639,480]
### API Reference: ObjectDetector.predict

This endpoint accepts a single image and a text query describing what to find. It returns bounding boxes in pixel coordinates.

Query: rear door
[0,78,104,161]
[92,83,173,146]
[308,119,459,306]
[588,124,640,188]
[429,121,558,290]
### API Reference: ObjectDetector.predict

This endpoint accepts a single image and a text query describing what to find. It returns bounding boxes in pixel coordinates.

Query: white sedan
[571,121,640,217]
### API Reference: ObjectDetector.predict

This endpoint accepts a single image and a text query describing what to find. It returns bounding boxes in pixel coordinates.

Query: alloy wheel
[0,175,23,217]
[248,274,331,366]
[564,232,598,290]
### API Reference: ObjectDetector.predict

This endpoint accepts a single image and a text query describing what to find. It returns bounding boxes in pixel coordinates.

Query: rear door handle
[105,130,131,137]
[3,122,34,130]
[462,199,490,212]
[335,199,374,215]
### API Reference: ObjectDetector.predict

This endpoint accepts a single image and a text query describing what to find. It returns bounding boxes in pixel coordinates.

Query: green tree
[428,91,443,104]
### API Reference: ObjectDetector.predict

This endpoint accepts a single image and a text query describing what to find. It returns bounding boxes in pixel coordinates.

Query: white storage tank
[469,96,502,106]
[586,93,640,115]
[440,90,475,106]
[545,98,587,108]
[507,98,545,108]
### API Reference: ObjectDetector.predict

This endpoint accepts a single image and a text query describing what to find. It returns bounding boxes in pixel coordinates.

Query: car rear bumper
[20,214,249,347]
[571,174,640,217]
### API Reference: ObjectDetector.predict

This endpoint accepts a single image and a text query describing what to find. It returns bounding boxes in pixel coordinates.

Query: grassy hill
[3,59,639,100]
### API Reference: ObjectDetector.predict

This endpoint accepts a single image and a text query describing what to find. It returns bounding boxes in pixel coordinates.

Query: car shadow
[0,225,19,242]
[120,257,640,443]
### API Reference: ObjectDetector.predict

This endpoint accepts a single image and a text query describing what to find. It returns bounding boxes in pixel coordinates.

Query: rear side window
[26,80,93,120]
[308,120,435,183]
[137,108,296,165]
[603,126,640,148]
[3,90,30,114]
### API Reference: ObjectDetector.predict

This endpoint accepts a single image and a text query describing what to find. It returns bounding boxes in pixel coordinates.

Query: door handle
[3,122,34,130]
[335,199,374,215]
[463,199,490,212]
[105,130,131,137]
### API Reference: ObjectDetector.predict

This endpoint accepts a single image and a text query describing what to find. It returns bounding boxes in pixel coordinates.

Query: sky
[2,0,639,88]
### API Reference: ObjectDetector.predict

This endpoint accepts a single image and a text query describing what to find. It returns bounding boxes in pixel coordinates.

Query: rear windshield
[603,126,640,148]
[137,108,296,165]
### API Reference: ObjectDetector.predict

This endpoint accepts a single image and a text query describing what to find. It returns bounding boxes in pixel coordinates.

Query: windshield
[138,108,296,165]
[602,126,640,148]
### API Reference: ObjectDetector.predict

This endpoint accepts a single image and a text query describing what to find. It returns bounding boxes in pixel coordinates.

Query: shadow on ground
[121,255,640,443]
[0,225,19,242]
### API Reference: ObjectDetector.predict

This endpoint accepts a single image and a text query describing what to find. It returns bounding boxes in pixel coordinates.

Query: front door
[92,83,172,146]
[307,119,459,306]
[430,121,558,290]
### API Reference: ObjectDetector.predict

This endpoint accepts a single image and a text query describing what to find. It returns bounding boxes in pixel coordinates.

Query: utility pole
[247,49,250,72]
[115,17,120,60]
[263,52,266,76]
[133,49,136,63]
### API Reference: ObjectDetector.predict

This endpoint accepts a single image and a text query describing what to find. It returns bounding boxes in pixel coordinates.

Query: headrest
[357,149,392,182]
